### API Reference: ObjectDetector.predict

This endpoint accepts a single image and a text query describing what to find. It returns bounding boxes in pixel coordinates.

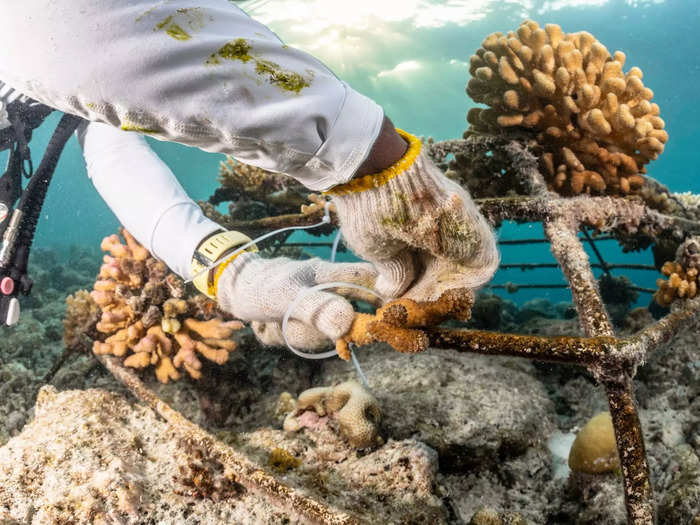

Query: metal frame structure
[93,138,700,524]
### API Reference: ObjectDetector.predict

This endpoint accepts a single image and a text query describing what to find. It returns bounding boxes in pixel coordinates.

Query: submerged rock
[322,346,556,472]
[0,386,448,524]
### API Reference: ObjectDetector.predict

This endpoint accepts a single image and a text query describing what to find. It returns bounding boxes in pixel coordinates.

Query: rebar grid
[200,189,700,524]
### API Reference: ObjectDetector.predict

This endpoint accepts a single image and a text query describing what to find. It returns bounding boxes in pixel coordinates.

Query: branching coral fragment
[654,237,700,307]
[336,288,473,360]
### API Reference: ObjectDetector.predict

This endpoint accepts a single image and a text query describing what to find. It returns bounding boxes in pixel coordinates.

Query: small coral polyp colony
[465,20,667,196]
[654,238,700,307]
[90,229,243,383]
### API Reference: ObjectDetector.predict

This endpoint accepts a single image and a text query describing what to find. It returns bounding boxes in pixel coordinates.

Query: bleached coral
[465,20,667,196]
[90,229,244,383]
[284,381,382,449]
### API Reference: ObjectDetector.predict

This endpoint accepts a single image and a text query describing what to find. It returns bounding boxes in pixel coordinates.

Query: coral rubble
[465,20,667,196]
[89,229,244,383]
[174,437,245,501]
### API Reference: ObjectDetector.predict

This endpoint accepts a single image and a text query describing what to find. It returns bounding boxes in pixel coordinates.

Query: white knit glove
[216,253,377,350]
[328,130,499,300]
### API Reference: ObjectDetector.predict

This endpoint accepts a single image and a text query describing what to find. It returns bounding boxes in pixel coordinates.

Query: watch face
[0,203,8,224]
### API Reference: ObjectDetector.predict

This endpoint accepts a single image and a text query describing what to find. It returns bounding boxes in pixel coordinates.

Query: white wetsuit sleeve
[77,121,221,280]
[0,0,384,191]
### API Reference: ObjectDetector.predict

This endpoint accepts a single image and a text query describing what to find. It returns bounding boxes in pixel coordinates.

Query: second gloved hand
[327,129,500,301]
[216,253,377,350]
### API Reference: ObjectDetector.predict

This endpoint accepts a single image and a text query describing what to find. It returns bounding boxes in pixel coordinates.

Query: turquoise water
[2,0,698,306]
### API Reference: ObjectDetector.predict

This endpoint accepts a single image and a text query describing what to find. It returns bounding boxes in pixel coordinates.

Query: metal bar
[583,229,611,275]
[544,217,653,525]
[98,355,359,525]
[487,283,656,295]
[499,263,658,271]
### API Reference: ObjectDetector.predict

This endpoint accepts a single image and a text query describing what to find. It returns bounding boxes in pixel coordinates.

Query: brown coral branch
[98,354,359,525]
[336,288,474,360]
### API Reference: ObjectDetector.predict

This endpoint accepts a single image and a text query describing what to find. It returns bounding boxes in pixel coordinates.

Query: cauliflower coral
[465,20,668,196]
[90,229,244,383]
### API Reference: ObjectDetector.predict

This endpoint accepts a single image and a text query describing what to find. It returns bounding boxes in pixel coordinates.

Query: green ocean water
[2,0,698,307]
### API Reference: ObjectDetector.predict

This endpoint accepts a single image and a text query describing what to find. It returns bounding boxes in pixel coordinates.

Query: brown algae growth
[154,15,191,41]
[207,38,254,65]
[207,39,311,94]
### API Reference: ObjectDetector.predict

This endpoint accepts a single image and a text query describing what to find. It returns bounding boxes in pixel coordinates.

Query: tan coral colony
[466,20,668,196]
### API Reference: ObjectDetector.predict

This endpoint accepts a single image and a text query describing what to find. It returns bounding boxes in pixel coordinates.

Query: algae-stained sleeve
[206,38,312,94]
[153,14,192,41]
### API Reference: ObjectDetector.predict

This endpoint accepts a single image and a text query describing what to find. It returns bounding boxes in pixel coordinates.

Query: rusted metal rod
[98,355,359,525]
[499,263,657,272]
[544,216,653,525]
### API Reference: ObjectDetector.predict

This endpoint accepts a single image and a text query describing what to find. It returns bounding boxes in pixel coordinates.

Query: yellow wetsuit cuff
[190,230,258,300]
[322,129,422,197]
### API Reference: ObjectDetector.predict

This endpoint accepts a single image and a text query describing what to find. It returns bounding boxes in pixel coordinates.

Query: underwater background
[1,0,698,306]
[2,2,700,523]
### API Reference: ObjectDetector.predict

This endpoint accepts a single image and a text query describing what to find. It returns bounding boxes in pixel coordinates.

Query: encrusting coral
[89,228,244,383]
[568,411,619,474]
[336,288,473,360]
[283,380,382,449]
[654,237,700,307]
[465,20,667,196]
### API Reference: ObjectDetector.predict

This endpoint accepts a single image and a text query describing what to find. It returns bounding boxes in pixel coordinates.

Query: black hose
[16,113,82,251]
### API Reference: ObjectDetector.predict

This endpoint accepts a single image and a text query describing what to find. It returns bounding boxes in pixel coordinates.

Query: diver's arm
[0,0,384,191]
[77,121,221,279]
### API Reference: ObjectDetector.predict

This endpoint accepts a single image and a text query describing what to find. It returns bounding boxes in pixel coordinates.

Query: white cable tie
[282,281,385,360]
[330,229,342,263]
[186,201,333,284]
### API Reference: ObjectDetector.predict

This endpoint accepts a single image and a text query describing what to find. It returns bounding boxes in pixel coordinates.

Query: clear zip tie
[282,281,386,360]
[350,345,370,389]
[186,201,333,284]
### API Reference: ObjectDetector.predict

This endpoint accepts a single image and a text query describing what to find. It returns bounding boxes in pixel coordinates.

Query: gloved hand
[327,129,499,301]
[216,252,377,350]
